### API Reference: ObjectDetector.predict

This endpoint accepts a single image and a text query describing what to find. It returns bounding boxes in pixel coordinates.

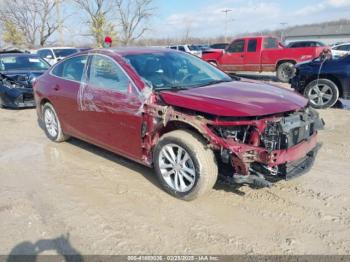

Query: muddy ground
[0,101,350,255]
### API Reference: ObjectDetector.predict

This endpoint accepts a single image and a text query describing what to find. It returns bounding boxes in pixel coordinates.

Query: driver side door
[221,39,246,71]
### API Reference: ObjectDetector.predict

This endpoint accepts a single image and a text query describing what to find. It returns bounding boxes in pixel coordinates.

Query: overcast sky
[61,0,350,44]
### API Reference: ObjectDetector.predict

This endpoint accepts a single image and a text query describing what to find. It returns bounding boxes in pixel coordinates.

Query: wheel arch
[276,59,297,69]
[157,120,210,145]
[38,98,53,118]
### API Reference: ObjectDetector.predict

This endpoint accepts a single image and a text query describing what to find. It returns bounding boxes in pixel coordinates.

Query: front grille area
[261,107,324,151]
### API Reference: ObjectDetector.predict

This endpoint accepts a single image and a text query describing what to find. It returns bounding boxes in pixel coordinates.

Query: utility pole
[280,22,288,43]
[222,9,232,43]
[56,0,64,45]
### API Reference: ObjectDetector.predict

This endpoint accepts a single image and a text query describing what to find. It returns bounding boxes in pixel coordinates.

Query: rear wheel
[276,62,295,83]
[42,103,69,142]
[304,79,339,109]
[153,130,218,201]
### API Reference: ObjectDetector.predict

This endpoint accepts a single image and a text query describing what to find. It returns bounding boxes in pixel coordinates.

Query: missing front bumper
[280,142,322,180]
[219,143,322,188]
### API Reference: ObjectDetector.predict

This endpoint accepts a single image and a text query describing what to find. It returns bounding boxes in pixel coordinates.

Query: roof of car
[38,47,77,50]
[81,47,175,56]
[0,53,41,57]
[333,42,350,47]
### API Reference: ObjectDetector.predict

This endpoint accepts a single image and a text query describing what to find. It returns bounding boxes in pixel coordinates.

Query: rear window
[263,37,278,49]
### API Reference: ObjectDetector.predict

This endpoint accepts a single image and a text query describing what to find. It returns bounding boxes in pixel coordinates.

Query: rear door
[49,55,89,137]
[220,39,245,71]
[243,38,261,71]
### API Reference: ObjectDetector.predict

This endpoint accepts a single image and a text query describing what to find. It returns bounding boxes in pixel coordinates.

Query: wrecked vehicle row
[33,48,324,200]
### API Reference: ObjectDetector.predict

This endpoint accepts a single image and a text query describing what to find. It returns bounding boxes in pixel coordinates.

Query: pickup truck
[202,36,326,82]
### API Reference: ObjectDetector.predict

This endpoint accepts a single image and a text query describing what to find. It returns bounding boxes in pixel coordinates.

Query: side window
[339,45,350,51]
[88,55,129,93]
[263,37,278,49]
[178,46,186,52]
[247,39,257,52]
[227,40,245,53]
[51,55,87,81]
[38,49,53,58]
[170,46,177,50]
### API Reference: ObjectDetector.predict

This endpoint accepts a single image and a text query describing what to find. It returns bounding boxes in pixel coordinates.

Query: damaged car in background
[291,52,350,109]
[0,54,50,108]
[33,48,324,200]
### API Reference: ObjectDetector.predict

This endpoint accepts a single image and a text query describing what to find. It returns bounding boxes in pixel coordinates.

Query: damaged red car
[33,48,324,200]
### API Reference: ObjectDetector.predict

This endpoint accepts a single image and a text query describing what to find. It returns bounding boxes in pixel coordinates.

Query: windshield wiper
[154,85,189,91]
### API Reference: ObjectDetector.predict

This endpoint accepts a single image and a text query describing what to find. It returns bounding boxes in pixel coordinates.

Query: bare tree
[0,0,60,47]
[114,0,154,46]
[73,0,116,47]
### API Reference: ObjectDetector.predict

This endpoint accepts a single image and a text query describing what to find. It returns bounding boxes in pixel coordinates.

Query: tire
[153,130,218,201]
[42,103,69,142]
[276,62,295,83]
[303,79,339,109]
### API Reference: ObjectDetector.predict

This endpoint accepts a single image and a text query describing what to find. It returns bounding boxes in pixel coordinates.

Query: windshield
[124,51,232,90]
[0,55,50,71]
[53,49,78,58]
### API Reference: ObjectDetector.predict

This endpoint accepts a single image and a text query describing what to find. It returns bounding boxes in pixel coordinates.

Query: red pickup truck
[202,36,325,82]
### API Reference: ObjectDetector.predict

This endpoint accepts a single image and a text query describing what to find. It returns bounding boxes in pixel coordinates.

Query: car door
[79,54,143,159]
[243,38,260,71]
[220,39,245,71]
[49,55,89,138]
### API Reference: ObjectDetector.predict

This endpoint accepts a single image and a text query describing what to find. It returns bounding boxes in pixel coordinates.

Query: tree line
[0,0,154,48]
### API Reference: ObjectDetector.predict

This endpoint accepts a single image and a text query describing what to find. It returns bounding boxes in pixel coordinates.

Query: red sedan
[34,48,324,200]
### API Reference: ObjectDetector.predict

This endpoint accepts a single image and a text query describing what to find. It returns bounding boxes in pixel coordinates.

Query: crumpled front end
[206,106,324,186]
[141,97,324,187]
[0,74,35,108]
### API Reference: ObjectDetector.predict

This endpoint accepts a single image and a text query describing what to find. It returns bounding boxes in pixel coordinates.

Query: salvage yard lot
[1,104,350,255]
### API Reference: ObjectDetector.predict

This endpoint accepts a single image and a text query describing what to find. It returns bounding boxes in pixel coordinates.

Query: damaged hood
[159,80,308,117]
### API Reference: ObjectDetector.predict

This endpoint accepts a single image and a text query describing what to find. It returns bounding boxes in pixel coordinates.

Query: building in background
[284,23,350,45]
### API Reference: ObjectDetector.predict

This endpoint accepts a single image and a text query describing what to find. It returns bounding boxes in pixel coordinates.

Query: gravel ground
[0,90,350,255]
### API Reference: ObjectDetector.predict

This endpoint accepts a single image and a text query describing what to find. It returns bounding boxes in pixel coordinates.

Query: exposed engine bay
[145,103,325,188]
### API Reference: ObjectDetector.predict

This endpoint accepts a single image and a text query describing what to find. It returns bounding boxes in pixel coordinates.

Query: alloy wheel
[308,83,334,107]
[44,108,58,138]
[158,143,196,192]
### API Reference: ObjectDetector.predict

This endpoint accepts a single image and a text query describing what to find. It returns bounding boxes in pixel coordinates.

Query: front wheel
[276,62,295,83]
[304,79,339,109]
[153,130,218,201]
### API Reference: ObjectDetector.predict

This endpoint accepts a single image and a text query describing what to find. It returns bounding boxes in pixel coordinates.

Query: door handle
[240,54,245,58]
[53,85,60,91]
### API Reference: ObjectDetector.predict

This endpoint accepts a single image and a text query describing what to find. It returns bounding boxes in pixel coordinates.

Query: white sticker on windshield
[29,58,40,63]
